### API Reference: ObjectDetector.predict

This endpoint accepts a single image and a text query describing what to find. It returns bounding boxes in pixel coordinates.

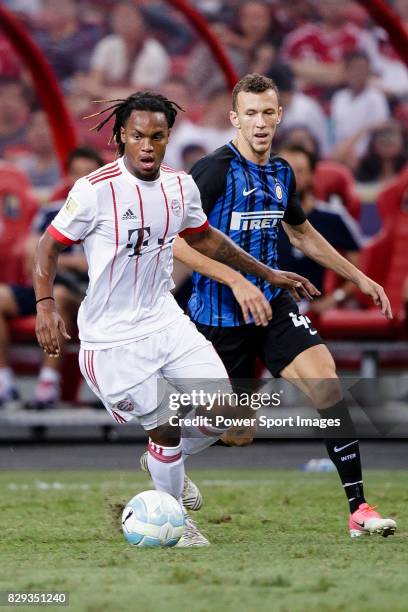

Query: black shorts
[195,291,324,378]
[10,274,83,317]
[10,285,37,316]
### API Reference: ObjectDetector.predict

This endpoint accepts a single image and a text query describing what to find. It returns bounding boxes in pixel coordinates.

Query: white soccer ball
[122,490,185,547]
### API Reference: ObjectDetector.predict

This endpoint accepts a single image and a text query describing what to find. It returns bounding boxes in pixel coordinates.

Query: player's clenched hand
[268,269,321,302]
[229,275,272,326]
[35,304,71,357]
[221,426,255,447]
[357,276,393,319]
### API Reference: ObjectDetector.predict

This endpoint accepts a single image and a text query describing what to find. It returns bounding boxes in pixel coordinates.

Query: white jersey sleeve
[48,177,97,244]
[178,176,209,237]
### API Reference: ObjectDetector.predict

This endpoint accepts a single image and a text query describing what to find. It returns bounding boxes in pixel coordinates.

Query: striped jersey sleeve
[281,163,306,226]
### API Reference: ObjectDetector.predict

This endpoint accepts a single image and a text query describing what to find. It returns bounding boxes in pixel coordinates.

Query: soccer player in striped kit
[175,74,397,538]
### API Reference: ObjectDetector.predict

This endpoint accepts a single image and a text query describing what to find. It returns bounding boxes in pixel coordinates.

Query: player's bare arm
[282,219,393,319]
[184,225,320,303]
[174,236,272,326]
[32,232,71,357]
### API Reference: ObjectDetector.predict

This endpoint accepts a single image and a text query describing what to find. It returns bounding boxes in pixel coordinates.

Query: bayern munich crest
[114,399,135,413]
[275,183,283,200]
[171,198,182,216]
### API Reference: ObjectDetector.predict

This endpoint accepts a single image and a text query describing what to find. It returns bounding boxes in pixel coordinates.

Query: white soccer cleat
[349,503,397,538]
[175,513,210,547]
[139,450,203,511]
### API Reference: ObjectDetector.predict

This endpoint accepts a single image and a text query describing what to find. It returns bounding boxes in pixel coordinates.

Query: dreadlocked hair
[84,91,184,156]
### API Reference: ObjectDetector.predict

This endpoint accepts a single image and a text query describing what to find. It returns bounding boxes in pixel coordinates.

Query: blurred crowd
[0,0,407,408]
[0,0,406,202]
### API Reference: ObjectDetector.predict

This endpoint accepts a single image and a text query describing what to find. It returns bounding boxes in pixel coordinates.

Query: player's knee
[0,284,18,317]
[221,429,254,447]
[311,377,343,410]
[148,423,181,447]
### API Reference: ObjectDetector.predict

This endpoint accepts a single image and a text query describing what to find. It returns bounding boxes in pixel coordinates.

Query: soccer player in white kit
[32,92,317,546]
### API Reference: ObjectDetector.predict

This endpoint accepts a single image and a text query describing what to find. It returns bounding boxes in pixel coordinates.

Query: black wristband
[36,296,55,305]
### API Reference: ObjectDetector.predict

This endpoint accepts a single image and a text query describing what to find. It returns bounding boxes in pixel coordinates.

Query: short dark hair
[279,143,318,172]
[86,91,183,156]
[266,64,294,94]
[66,146,104,171]
[232,73,280,111]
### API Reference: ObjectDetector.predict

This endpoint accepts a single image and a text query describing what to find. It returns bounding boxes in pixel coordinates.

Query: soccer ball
[121,490,185,547]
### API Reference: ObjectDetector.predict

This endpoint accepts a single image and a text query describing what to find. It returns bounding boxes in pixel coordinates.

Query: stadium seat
[376,165,408,229]
[0,162,38,284]
[1,172,83,404]
[9,315,83,403]
[314,161,361,220]
[316,203,408,340]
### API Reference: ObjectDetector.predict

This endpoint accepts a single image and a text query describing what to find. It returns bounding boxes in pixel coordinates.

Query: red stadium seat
[376,165,408,228]
[317,202,408,340]
[0,162,38,284]
[9,315,37,341]
[2,173,82,403]
[9,315,83,403]
[314,161,361,220]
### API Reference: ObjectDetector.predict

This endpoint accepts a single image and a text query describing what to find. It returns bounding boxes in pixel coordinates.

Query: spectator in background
[181,143,207,173]
[13,111,61,202]
[275,124,321,157]
[164,89,235,169]
[5,0,42,18]
[330,51,390,168]
[267,64,330,156]
[0,79,30,157]
[362,0,408,99]
[140,2,195,55]
[82,1,170,97]
[34,0,102,90]
[277,125,362,221]
[0,34,22,79]
[355,120,408,190]
[365,26,408,100]
[278,144,363,315]
[0,147,104,410]
[282,0,363,97]
[188,1,276,100]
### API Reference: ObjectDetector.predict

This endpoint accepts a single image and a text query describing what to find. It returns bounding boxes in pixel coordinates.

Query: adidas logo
[122,208,138,221]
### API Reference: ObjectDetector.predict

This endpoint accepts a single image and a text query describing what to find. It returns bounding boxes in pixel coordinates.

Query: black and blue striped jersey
[188,142,306,327]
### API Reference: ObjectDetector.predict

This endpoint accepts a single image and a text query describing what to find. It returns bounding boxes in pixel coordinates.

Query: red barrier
[0,4,77,172]
[358,0,408,66]
[166,0,238,90]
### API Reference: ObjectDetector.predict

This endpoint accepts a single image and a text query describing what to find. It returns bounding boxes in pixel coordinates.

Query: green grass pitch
[1,469,407,612]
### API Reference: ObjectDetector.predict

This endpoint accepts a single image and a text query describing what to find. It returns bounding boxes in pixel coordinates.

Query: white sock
[38,367,60,384]
[181,419,226,458]
[0,367,14,389]
[147,439,184,501]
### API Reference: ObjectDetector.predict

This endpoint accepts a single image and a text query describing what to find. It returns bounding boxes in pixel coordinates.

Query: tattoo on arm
[213,234,270,279]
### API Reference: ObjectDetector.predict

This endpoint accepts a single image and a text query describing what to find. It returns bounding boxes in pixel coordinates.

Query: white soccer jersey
[48,156,208,349]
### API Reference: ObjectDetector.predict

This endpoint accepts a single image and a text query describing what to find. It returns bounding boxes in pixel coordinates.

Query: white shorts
[79,314,230,430]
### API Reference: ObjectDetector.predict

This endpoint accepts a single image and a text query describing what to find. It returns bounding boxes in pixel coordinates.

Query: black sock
[318,400,366,513]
